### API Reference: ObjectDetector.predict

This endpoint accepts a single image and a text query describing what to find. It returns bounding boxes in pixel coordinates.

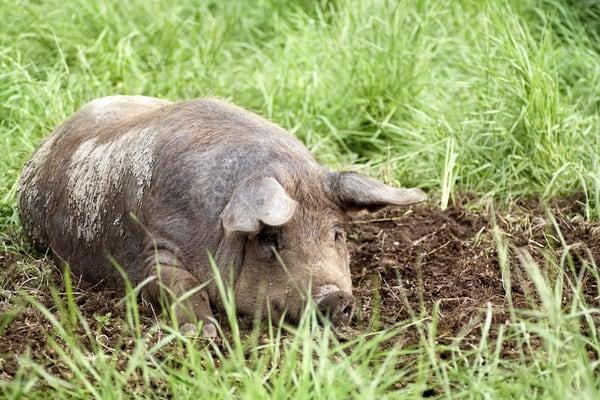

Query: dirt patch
[349,205,503,336]
[1,198,600,380]
[348,197,600,346]
[0,253,161,380]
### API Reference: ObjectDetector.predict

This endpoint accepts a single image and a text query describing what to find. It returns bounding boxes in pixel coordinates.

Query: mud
[66,127,159,241]
[1,198,599,380]
[350,196,599,344]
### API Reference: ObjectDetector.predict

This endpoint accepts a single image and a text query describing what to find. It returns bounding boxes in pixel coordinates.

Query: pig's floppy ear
[222,177,297,235]
[328,171,427,212]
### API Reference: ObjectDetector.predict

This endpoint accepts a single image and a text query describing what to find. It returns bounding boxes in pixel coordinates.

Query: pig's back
[17,96,317,286]
[18,96,171,243]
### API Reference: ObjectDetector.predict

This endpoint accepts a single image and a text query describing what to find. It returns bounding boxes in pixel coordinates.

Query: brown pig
[18,96,427,336]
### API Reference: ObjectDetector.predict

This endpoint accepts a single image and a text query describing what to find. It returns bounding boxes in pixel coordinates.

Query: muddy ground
[1,197,599,380]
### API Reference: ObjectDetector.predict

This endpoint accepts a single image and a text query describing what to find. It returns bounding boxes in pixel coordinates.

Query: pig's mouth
[266,285,354,327]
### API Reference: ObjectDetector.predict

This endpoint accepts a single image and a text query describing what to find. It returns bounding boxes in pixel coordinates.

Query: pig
[18,96,427,337]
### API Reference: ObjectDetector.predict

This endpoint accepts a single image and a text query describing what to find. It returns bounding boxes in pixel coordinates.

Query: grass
[1,0,600,398]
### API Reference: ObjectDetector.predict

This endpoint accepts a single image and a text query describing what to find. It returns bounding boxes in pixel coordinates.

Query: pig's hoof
[180,323,197,337]
[201,322,217,338]
[180,322,217,339]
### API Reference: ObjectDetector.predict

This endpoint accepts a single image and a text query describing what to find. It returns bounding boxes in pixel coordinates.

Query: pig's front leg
[142,242,217,338]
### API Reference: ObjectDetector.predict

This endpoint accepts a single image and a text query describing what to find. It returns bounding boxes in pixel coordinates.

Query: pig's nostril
[317,291,354,327]
[341,304,353,319]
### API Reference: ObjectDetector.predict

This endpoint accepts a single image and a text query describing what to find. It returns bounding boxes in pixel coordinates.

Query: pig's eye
[257,230,279,250]
[333,225,345,244]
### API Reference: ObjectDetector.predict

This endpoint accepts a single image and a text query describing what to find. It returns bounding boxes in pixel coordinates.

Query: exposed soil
[1,197,599,380]
[349,197,600,349]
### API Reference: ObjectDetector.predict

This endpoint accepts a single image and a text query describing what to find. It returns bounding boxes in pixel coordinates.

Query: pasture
[1,0,599,398]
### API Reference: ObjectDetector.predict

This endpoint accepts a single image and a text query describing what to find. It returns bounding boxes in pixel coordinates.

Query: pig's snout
[317,291,354,327]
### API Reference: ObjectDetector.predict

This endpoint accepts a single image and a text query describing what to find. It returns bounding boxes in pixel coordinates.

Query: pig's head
[220,171,426,327]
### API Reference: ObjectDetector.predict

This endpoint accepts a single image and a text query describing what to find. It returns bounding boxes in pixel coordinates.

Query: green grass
[2,230,599,399]
[1,0,600,398]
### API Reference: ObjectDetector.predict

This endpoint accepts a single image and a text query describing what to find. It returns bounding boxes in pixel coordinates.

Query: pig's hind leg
[141,244,217,338]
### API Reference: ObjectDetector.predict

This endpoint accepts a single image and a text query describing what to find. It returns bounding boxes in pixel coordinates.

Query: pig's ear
[222,177,297,235]
[328,171,427,212]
